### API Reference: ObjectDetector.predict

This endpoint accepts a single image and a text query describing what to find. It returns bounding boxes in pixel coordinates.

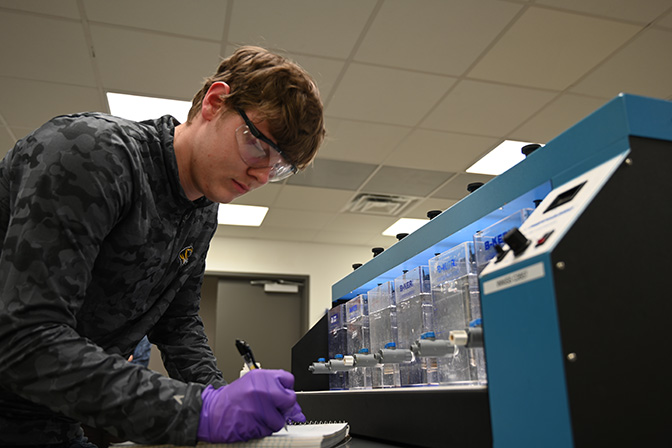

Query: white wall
[204,234,374,329]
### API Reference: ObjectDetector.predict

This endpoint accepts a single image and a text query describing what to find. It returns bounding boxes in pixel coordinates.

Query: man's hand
[197,369,306,443]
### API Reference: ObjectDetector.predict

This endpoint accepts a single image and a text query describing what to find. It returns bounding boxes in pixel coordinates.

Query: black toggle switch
[503,227,530,256]
[494,243,508,263]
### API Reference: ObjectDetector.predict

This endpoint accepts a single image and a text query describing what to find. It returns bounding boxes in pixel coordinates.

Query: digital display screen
[544,181,586,214]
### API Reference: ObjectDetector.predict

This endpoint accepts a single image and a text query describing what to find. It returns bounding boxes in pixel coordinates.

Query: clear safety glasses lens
[235,126,297,182]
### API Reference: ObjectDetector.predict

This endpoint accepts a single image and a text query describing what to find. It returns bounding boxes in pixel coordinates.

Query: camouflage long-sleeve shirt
[0,113,224,445]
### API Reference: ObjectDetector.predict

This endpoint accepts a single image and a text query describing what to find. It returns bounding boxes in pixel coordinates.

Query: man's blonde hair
[188,46,325,170]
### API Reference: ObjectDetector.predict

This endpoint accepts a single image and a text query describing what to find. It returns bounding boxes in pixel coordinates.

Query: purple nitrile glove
[197,369,306,443]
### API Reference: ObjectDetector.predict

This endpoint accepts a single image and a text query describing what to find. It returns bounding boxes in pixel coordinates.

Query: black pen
[235,339,259,371]
[234,339,289,432]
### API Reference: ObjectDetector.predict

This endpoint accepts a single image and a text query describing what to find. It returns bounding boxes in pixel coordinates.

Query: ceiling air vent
[346,193,417,216]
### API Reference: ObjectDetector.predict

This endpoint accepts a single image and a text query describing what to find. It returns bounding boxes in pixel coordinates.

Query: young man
[0,46,325,446]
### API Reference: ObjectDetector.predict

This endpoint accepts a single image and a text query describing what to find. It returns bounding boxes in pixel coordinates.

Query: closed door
[214,276,305,383]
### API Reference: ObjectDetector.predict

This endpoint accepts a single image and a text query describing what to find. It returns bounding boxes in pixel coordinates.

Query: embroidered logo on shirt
[178,246,193,266]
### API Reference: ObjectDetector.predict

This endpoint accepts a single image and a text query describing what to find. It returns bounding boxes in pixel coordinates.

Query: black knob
[522,144,542,157]
[503,227,530,256]
[427,210,442,219]
[372,247,384,257]
[494,243,507,262]
[467,182,483,193]
[396,233,408,241]
[352,263,362,270]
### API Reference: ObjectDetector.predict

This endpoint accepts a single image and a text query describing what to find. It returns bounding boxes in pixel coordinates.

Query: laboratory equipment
[473,208,533,273]
[366,281,400,388]
[392,266,435,386]
[345,294,372,390]
[293,94,672,448]
[327,303,348,390]
[427,242,484,385]
[308,358,331,374]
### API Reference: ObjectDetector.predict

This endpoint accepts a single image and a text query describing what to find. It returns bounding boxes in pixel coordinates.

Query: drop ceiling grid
[83,0,230,40]
[0,0,671,245]
[228,0,379,59]
[385,130,501,172]
[467,7,643,90]
[90,25,222,99]
[351,0,526,76]
[317,118,412,165]
[535,0,672,25]
[568,27,672,99]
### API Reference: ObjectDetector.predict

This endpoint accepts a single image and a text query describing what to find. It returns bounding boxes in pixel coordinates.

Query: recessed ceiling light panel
[107,92,191,123]
[218,204,268,227]
[467,140,542,176]
[382,218,429,236]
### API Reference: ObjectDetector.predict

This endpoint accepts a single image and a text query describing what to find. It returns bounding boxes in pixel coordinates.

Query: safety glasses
[235,108,297,182]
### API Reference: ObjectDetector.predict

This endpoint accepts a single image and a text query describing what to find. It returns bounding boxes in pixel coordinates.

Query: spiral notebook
[115,422,349,448]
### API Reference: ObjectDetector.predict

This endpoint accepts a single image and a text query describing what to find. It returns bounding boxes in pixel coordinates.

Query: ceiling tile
[312,229,387,247]
[262,208,336,230]
[7,126,35,143]
[510,94,610,143]
[0,0,80,19]
[0,78,104,129]
[362,166,454,197]
[283,54,345,102]
[255,226,320,243]
[91,25,221,100]
[84,0,229,40]
[229,0,378,59]
[230,183,283,207]
[432,173,494,200]
[404,198,459,220]
[536,0,672,24]
[569,29,672,99]
[421,80,556,136]
[322,213,397,235]
[0,128,14,159]
[214,224,318,242]
[658,10,672,29]
[468,7,642,90]
[355,0,522,76]
[228,44,346,102]
[214,225,266,239]
[327,63,457,126]
[368,234,401,249]
[319,118,410,164]
[273,186,354,213]
[0,11,95,86]
[385,129,500,172]
[287,158,377,191]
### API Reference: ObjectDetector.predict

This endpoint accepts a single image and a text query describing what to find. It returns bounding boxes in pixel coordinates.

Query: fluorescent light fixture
[107,92,191,123]
[382,218,429,236]
[466,140,541,176]
[217,204,268,227]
